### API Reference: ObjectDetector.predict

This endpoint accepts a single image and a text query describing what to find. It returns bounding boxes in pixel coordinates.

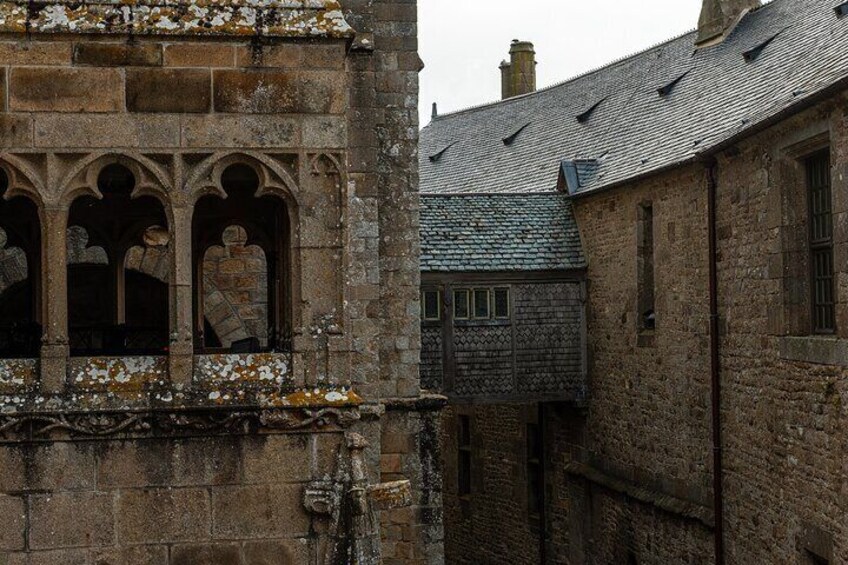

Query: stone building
[0,0,443,564]
[421,0,848,562]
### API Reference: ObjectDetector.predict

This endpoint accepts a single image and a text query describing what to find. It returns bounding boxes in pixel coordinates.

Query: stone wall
[557,91,848,563]
[0,0,440,562]
[440,403,544,565]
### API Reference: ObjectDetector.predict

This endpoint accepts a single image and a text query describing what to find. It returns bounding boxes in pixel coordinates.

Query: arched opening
[192,163,290,353]
[67,164,169,356]
[0,168,41,357]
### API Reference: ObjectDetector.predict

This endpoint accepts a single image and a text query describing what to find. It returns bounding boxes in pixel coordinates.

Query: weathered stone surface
[243,540,310,564]
[241,434,311,484]
[116,488,210,543]
[0,114,31,147]
[0,443,96,492]
[34,115,180,147]
[303,116,346,148]
[127,68,211,113]
[91,545,169,565]
[0,42,71,65]
[73,43,162,67]
[164,43,235,68]
[170,543,240,565]
[0,495,25,551]
[236,44,303,68]
[29,492,114,549]
[213,70,344,114]
[212,485,308,539]
[10,68,123,112]
[27,549,89,565]
[181,115,300,147]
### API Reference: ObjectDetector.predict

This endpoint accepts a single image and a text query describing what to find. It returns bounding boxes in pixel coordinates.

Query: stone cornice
[0,403,361,442]
[0,0,354,38]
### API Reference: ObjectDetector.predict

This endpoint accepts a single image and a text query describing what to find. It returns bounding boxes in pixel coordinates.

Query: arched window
[0,168,41,358]
[192,164,290,353]
[66,164,169,356]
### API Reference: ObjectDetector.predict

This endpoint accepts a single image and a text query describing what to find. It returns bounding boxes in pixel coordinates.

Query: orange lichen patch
[368,479,413,511]
[272,387,362,407]
[69,356,168,393]
[194,353,292,389]
[0,0,353,37]
[0,359,37,395]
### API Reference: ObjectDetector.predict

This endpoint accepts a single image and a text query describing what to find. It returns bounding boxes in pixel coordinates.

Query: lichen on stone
[0,0,353,37]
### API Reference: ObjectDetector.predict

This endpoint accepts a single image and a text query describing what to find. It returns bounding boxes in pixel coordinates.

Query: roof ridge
[425,27,697,125]
[421,191,562,197]
[423,0,781,127]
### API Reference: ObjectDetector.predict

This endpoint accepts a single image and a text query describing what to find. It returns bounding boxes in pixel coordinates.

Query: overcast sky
[418,0,704,126]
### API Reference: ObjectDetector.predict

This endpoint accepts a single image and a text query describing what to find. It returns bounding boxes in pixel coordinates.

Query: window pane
[807,151,835,334]
[422,290,440,321]
[454,290,469,319]
[494,288,510,318]
[473,289,490,319]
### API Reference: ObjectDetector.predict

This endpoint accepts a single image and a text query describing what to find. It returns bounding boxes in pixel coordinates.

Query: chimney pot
[501,40,536,100]
[696,0,761,47]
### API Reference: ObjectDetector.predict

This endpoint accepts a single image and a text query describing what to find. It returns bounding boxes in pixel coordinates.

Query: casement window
[453,289,470,319]
[457,414,472,497]
[807,150,835,334]
[421,290,441,321]
[453,287,511,321]
[473,288,490,319]
[526,422,543,517]
[494,287,510,318]
[637,203,656,331]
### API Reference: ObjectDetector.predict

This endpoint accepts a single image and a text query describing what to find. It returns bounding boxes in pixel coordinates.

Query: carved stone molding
[0,405,361,443]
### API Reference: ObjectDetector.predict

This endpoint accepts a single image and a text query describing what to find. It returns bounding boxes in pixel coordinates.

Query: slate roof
[420,0,848,195]
[420,193,586,272]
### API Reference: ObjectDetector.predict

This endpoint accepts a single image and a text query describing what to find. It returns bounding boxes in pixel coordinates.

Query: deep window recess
[473,288,491,319]
[421,290,441,321]
[454,289,470,320]
[637,203,656,331]
[494,288,510,318]
[807,151,835,334]
[458,415,472,497]
[526,423,544,517]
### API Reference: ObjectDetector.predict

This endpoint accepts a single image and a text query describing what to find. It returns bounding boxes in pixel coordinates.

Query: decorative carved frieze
[0,404,360,443]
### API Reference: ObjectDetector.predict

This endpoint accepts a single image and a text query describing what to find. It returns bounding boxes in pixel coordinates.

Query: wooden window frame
[421,289,441,322]
[472,288,491,320]
[493,287,511,319]
[453,289,470,320]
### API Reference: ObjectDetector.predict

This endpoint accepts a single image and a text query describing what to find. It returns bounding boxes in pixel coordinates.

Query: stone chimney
[500,40,536,100]
[696,0,761,47]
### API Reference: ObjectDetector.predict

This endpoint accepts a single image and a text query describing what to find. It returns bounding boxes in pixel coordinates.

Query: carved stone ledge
[0,404,360,443]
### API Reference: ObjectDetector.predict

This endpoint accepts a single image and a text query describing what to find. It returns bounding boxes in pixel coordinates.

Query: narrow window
[453,289,470,320]
[421,290,441,321]
[473,288,490,319]
[637,203,656,331]
[458,414,472,497]
[526,423,543,516]
[807,151,835,333]
[494,288,510,319]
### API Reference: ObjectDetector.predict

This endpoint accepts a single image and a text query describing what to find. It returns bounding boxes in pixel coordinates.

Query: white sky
[418,0,704,126]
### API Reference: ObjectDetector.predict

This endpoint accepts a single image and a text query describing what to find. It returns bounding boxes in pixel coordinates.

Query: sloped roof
[420,0,848,195]
[420,193,586,273]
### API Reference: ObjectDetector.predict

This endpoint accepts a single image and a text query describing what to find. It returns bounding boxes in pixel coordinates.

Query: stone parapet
[0,0,354,38]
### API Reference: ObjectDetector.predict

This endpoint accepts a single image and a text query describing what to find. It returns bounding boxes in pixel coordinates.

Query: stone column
[40,205,69,393]
[168,205,193,386]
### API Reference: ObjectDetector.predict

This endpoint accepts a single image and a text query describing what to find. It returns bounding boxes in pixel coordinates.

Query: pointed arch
[184,151,301,210]
[0,155,46,207]
[57,152,173,219]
